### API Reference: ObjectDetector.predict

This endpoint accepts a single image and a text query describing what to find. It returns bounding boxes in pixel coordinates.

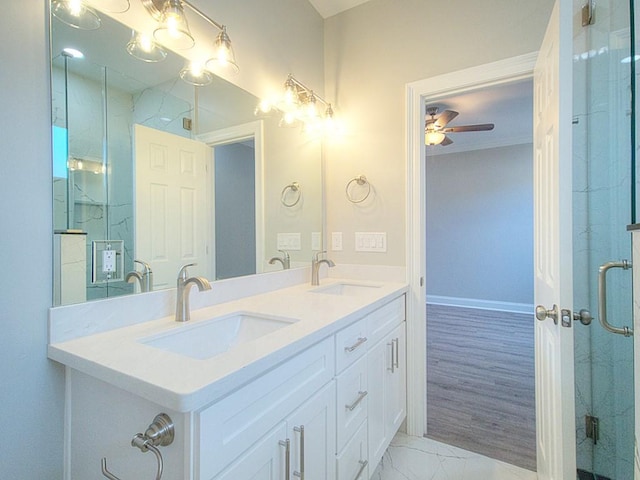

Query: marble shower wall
[572,0,635,478]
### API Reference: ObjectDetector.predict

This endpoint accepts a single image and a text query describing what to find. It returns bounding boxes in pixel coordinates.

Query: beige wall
[323,0,555,266]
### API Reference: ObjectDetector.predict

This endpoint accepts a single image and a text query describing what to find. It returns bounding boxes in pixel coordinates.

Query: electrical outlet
[102,250,116,273]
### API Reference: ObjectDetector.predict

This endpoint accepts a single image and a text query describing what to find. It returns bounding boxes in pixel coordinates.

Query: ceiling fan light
[52,0,101,30]
[425,130,446,145]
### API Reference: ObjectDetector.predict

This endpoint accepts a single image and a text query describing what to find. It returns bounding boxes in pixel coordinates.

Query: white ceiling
[307,0,372,18]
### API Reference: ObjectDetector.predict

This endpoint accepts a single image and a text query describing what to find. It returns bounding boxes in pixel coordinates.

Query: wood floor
[425,303,537,471]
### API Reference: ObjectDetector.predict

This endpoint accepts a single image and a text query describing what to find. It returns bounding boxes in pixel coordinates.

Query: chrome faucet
[311,251,335,286]
[175,263,211,322]
[126,260,153,292]
[268,250,290,270]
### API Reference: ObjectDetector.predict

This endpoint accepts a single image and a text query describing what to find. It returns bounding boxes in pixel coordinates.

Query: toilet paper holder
[101,413,174,480]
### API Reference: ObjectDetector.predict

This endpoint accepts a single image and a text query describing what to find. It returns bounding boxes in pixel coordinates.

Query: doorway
[213,140,257,280]
[423,81,536,470]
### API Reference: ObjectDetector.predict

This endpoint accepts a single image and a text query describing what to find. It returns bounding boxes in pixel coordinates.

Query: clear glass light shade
[126,31,167,62]
[179,61,213,86]
[205,27,239,74]
[425,130,446,145]
[52,0,101,30]
[89,0,130,13]
[153,0,195,50]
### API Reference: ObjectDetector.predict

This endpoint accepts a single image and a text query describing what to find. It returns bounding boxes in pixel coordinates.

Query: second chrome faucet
[175,263,211,322]
[311,251,335,286]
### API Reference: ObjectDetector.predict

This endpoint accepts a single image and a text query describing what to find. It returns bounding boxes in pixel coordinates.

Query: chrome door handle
[535,304,558,325]
[573,308,593,326]
[293,426,304,479]
[598,260,633,337]
[393,337,399,369]
[387,340,395,372]
[279,439,290,480]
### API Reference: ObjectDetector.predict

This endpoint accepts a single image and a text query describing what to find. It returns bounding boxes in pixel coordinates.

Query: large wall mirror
[51,4,323,306]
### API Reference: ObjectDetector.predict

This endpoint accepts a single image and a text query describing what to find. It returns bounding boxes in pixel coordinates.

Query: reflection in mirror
[51,7,323,306]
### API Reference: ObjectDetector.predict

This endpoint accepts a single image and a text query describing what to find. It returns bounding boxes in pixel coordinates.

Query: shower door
[572,0,635,478]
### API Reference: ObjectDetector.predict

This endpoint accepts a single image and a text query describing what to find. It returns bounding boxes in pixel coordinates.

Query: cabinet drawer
[336,420,368,480]
[367,295,405,346]
[335,317,368,374]
[197,336,335,480]
[336,355,367,452]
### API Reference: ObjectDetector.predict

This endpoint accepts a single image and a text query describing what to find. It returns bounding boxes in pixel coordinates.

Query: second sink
[311,282,382,296]
[140,312,299,360]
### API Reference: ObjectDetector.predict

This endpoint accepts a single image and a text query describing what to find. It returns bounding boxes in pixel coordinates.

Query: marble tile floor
[371,432,537,480]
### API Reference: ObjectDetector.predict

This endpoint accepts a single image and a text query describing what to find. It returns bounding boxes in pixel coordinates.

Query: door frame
[404,52,538,437]
[198,120,265,277]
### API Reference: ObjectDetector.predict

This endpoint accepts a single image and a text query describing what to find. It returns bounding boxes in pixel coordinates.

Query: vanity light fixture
[259,74,337,134]
[179,60,214,86]
[126,30,167,62]
[153,0,194,50]
[142,0,239,74]
[51,0,101,30]
[90,0,130,13]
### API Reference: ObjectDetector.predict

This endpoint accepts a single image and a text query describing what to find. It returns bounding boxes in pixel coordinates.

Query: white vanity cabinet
[56,288,407,480]
[366,300,406,469]
[215,382,336,480]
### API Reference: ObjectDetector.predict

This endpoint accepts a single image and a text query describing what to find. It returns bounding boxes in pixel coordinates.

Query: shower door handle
[598,260,633,337]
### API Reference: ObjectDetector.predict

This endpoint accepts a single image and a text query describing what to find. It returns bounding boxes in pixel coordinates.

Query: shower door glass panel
[573,0,635,478]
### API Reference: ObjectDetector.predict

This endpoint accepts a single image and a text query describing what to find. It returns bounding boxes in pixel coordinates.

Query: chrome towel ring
[346,175,371,204]
[281,182,302,207]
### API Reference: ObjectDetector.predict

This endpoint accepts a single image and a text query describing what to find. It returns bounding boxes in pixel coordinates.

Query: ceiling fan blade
[434,110,458,129]
[442,123,495,133]
[441,136,453,146]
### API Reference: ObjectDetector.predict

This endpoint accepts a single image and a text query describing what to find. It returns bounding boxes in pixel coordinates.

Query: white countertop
[48,278,407,412]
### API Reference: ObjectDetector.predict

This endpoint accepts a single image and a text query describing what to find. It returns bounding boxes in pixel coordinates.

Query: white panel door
[134,124,211,289]
[533,1,576,478]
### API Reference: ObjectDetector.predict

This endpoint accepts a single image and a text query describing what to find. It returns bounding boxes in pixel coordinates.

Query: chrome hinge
[586,415,599,444]
[582,1,595,26]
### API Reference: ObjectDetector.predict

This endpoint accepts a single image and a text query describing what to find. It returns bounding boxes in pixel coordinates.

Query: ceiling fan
[425,106,494,146]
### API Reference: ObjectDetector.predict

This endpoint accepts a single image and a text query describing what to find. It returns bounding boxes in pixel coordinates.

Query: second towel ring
[281,182,302,207]
[346,175,371,204]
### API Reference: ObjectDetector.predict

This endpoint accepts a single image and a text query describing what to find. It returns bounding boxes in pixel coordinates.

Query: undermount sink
[311,282,382,296]
[140,312,299,360]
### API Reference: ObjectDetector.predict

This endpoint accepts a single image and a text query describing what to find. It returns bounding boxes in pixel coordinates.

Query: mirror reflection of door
[134,124,211,290]
[213,140,257,280]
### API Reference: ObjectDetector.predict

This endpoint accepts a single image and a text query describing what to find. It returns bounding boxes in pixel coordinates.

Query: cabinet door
[385,322,406,436]
[215,423,288,480]
[367,321,406,467]
[286,382,337,480]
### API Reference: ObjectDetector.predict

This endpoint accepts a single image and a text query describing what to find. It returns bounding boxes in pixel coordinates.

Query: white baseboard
[426,295,533,314]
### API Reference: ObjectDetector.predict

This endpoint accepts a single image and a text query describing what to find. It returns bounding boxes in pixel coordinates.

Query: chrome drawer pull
[354,460,368,480]
[279,439,290,480]
[293,425,305,479]
[345,391,368,411]
[344,337,367,353]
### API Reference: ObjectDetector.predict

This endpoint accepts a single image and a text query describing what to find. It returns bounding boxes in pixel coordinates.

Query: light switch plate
[311,232,321,251]
[331,232,343,251]
[355,232,387,252]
